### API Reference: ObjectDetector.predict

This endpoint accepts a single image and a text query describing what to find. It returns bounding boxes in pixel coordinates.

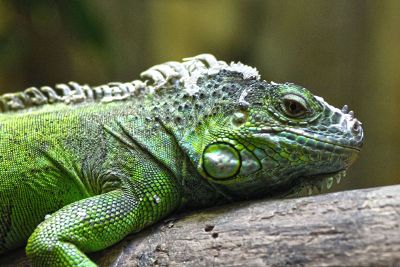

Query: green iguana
[0,54,363,266]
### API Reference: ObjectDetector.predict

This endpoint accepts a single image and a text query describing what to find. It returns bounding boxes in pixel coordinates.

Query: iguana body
[0,54,364,266]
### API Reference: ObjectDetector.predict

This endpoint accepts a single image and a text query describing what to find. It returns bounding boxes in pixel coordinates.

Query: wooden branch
[2,185,400,266]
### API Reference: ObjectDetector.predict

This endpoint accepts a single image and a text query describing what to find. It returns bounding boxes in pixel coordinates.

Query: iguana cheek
[202,142,241,180]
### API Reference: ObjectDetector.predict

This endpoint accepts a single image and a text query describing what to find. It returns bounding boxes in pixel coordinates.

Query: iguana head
[141,54,364,199]
[196,79,363,198]
[159,55,364,199]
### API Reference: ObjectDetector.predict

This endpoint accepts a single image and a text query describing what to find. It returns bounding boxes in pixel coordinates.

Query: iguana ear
[198,140,270,185]
[201,142,241,180]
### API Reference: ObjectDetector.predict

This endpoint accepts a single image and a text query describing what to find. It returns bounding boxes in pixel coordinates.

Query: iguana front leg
[26,175,181,267]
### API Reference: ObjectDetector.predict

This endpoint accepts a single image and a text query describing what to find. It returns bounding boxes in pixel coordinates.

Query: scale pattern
[0,54,363,266]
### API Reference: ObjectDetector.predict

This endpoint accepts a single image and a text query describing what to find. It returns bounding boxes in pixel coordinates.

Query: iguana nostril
[352,120,362,135]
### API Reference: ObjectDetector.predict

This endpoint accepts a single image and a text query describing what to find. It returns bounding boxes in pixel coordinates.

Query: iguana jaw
[298,169,348,195]
[266,169,348,198]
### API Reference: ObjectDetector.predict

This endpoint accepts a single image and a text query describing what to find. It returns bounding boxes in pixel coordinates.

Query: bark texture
[1,185,400,266]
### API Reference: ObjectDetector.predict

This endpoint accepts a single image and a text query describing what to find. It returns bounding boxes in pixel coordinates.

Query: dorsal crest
[0,54,260,113]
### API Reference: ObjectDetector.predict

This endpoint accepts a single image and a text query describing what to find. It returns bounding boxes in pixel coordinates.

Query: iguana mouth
[266,169,347,199]
[254,127,362,153]
[286,129,362,151]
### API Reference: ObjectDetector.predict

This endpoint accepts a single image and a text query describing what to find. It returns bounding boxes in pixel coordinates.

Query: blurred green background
[0,0,399,192]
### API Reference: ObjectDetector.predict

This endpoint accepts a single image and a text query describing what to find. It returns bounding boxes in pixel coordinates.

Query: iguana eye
[281,94,309,118]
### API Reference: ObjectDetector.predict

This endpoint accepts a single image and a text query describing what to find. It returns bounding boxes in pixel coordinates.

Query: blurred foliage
[0,0,399,191]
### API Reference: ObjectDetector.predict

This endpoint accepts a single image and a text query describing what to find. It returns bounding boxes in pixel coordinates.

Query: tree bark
[1,185,399,266]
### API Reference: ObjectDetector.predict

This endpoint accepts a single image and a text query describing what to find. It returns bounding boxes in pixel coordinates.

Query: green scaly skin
[0,54,364,266]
